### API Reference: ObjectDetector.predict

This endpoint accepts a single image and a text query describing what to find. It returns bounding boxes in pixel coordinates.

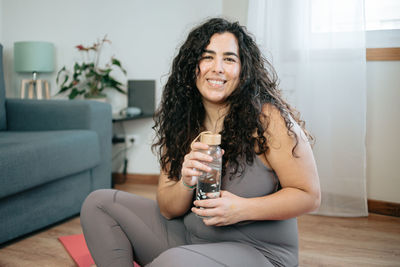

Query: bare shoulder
[261,102,280,119]
[261,103,308,147]
[261,103,295,148]
[261,103,291,132]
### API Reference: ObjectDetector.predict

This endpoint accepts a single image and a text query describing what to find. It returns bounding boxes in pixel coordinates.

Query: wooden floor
[1,179,399,267]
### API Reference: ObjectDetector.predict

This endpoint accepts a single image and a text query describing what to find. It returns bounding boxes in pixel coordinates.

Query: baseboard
[368,199,400,217]
[112,173,159,185]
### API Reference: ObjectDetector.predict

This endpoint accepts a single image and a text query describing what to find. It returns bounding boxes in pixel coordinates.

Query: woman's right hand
[180,142,213,188]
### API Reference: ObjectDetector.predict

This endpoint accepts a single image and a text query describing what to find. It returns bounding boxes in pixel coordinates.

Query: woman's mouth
[207,79,226,87]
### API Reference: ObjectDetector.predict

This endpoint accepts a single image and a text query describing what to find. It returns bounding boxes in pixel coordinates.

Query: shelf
[112,112,153,122]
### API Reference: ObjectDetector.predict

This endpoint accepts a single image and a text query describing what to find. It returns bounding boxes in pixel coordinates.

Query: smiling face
[196,32,241,106]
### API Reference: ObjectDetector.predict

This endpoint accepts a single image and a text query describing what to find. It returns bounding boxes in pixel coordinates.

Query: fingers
[191,150,213,162]
[193,198,216,208]
[191,207,225,226]
[184,152,213,169]
[191,191,238,226]
[181,167,202,177]
[181,141,214,187]
[191,141,209,151]
[191,206,219,218]
[182,157,211,177]
[181,143,213,176]
[192,197,221,219]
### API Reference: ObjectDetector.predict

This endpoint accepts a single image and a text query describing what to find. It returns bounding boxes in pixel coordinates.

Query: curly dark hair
[152,17,312,181]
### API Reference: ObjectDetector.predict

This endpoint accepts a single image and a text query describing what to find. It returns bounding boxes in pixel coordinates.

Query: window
[365,0,400,31]
[310,0,400,33]
[365,0,400,48]
[311,0,364,33]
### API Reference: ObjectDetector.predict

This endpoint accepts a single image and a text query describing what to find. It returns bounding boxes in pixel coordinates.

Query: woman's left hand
[191,190,246,226]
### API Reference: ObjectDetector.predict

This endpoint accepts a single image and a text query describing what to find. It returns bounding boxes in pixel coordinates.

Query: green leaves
[56,37,127,99]
[69,88,81,99]
[111,58,127,75]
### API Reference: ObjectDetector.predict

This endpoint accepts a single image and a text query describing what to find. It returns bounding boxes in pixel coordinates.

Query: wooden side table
[20,79,50,99]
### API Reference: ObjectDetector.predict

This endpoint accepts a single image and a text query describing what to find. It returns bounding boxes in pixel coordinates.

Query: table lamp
[14,41,55,99]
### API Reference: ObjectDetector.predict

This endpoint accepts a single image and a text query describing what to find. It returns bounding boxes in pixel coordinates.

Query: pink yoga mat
[58,233,141,267]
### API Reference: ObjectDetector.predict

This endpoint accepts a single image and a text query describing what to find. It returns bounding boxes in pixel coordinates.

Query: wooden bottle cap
[200,132,221,145]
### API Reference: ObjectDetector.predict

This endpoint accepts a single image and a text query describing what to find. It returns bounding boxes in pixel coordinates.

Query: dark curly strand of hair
[152,17,313,181]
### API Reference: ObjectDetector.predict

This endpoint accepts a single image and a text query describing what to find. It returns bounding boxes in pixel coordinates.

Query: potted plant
[56,35,127,100]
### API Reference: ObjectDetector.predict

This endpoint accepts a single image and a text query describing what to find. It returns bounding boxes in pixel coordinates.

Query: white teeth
[208,79,224,85]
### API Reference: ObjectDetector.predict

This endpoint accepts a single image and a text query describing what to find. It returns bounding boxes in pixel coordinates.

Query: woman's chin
[202,96,228,106]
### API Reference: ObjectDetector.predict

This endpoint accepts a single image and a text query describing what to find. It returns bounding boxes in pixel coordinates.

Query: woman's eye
[202,55,213,60]
[225,57,236,62]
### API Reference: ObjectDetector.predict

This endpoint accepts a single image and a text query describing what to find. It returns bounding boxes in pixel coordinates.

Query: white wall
[1,0,223,174]
[366,61,400,203]
[222,0,248,26]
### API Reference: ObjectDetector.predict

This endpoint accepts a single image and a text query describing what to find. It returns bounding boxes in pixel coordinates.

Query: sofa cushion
[0,170,92,243]
[0,130,100,199]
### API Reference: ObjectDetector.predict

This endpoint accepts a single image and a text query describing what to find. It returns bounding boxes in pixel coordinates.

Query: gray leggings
[80,189,273,267]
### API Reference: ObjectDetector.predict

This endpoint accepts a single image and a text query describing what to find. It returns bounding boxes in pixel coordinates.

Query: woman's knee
[80,189,116,222]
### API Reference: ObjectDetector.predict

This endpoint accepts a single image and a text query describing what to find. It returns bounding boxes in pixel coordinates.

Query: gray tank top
[184,156,298,267]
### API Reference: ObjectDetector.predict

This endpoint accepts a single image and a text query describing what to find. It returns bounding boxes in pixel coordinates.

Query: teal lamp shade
[14,41,55,73]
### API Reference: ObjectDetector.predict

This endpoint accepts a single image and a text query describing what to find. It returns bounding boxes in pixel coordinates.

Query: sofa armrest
[6,99,112,189]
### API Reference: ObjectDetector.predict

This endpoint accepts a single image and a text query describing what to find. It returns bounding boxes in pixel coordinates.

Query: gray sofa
[0,44,112,244]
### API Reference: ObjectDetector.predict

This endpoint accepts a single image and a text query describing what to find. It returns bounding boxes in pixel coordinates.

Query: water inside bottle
[195,163,221,218]
[196,161,221,198]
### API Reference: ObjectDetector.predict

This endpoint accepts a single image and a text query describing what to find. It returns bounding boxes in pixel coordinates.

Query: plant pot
[84,93,107,103]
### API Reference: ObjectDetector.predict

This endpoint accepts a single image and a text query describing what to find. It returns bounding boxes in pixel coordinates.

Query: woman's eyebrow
[224,52,239,58]
[203,49,216,54]
[203,49,239,58]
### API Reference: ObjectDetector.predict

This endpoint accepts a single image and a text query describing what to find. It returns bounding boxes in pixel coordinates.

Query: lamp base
[20,79,50,99]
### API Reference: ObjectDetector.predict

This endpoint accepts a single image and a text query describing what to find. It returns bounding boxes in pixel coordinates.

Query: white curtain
[248,0,368,216]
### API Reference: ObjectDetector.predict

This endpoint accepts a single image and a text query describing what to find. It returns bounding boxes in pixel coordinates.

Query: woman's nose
[212,58,224,73]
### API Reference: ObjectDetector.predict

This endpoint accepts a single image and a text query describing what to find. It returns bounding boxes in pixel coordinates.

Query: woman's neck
[202,100,229,133]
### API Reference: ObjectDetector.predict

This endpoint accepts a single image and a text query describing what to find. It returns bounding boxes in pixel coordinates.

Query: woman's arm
[244,103,321,220]
[192,104,320,225]
[157,171,195,219]
[157,142,213,219]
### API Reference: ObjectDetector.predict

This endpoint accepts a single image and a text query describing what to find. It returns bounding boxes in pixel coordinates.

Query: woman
[81,18,320,267]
